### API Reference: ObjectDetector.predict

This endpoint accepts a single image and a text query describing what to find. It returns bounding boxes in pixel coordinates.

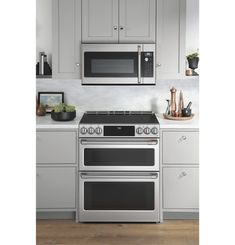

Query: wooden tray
[163,113,194,121]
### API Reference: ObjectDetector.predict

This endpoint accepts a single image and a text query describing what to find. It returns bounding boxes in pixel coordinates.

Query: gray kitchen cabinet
[36,131,76,164]
[82,0,155,43]
[163,167,199,209]
[162,131,199,165]
[36,167,76,209]
[82,0,119,43]
[52,0,81,79]
[160,128,199,217]
[119,0,155,43]
[156,0,186,79]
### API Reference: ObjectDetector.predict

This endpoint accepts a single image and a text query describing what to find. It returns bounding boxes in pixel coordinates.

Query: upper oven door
[79,138,159,171]
[82,44,155,85]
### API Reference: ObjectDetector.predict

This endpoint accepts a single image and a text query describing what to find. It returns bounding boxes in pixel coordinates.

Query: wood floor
[37,220,199,245]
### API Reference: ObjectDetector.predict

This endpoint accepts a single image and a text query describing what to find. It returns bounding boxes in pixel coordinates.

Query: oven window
[84,52,138,77]
[84,148,154,166]
[84,182,154,210]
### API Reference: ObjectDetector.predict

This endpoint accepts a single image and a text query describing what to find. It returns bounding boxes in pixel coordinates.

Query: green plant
[186,52,199,60]
[53,103,76,113]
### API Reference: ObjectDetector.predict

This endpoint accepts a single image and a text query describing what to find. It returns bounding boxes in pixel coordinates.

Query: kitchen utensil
[170,87,177,116]
[177,91,184,117]
[165,99,171,115]
[182,101,192,117]
[39,52,45,75]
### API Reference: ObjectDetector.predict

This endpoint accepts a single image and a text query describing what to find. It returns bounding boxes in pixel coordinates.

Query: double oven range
[78,111,160,222]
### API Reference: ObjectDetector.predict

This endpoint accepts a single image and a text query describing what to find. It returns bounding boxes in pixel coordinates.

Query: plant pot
[187,57,199,70]
[51,110,76,121]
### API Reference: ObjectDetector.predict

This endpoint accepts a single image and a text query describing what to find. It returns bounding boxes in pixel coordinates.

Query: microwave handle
[138,45,141,84]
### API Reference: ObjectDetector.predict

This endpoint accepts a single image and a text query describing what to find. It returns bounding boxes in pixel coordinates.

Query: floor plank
[37,220,199,245]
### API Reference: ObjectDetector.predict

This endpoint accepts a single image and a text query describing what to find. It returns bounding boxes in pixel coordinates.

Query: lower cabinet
[36,167,76,209]
[161,128,199,216]
[163,167,199,209]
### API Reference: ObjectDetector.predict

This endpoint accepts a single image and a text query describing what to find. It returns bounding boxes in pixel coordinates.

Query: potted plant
[51,103,76,121]
[186,52,199,75]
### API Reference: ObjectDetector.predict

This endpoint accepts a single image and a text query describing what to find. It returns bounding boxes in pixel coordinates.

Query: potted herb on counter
[51,103,76,121]
[186,52,199,75]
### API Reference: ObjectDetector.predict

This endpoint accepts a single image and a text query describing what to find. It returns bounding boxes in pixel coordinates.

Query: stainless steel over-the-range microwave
[82,44,155,85]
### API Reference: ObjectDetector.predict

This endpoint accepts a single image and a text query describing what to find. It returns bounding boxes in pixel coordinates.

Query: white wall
[36,0,52,66]
[186,0,199,55]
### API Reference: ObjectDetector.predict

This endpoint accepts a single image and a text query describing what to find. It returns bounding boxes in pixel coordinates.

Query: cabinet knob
[156,63,161,67]
[178,135,187,143]
[181,171,187,177]
[113,26,118,30]
[120,26,124,30]
[76,63,80,67]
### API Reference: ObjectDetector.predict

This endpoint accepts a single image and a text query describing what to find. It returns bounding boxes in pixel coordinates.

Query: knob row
[136,127,158,135]
[80,127,102,135]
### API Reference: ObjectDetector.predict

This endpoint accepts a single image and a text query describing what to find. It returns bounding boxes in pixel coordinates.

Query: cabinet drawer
[163,167,199,209]
[36,167,76,209]
[162,131,199,164]
[36,132,76,164]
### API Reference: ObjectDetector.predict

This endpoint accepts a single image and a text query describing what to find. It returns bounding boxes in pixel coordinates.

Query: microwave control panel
[141,52,154,77]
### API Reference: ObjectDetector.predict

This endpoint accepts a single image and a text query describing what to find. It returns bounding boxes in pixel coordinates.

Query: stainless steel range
[78,111,160,222]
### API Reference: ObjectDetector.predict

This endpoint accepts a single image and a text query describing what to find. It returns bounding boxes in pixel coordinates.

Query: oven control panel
[79,125,159,137]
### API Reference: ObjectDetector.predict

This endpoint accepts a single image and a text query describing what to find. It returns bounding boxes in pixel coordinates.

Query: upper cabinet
[82,0,155,43]
[119,0,155,43]
[82,0,119,43]
[156,0,186,79]
[52,0,81,79]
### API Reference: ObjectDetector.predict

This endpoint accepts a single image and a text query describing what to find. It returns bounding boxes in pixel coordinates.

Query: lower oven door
[78,172,160,222]
[79,138,159,171]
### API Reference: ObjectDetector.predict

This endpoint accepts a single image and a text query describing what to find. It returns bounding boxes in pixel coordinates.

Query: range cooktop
[79,111,159,137]
[80,111,159,124]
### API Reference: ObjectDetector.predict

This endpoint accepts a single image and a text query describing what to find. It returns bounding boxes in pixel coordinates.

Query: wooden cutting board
[163,114,194,120]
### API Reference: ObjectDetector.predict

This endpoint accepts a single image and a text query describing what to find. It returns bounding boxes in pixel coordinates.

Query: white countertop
[156,113,199,129]
[36,112,199,129]
[36,114,81,129]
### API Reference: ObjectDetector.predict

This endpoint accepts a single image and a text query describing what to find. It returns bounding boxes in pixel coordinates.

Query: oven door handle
[80,173,158,179]
[80,140,158,145]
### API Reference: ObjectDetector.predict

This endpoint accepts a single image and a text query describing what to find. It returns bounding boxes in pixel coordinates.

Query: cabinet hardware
[178,135,187,143]
[120,26,124,30]
[76,63,80,67]
[113,26,118,30]
[156,63,161,67]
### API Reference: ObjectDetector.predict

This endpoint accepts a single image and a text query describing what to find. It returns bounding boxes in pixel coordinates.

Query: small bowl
[51,111,76,121]
[182,108,192,117]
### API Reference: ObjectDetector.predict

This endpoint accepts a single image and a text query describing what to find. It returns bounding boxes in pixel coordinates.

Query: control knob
[80,127,87,134]
[151,127,158,135]
[95,127,102,135]
[143,127,150,135]
[88,127,95,134]
[136,127,143,134]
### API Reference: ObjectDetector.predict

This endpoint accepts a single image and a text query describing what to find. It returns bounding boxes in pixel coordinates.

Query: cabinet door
[156,0,186,79]
[82,0,119,43]
[52,0,81,79]
[36,131,76,164]
[162,131,199,165]
[163,167,199,209]
[36,167,76,209]
[119,0,155,43]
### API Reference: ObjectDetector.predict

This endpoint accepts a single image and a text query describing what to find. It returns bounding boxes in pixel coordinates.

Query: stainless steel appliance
[78,111,160,222]
[82,44,155,85]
